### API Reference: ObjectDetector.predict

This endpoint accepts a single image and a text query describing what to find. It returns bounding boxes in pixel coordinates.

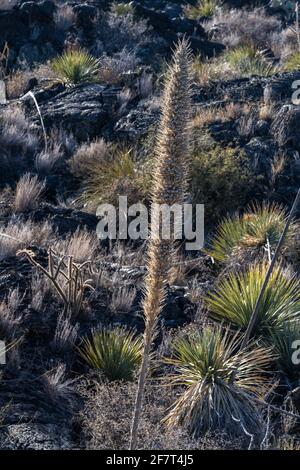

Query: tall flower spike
[129,38,193,450]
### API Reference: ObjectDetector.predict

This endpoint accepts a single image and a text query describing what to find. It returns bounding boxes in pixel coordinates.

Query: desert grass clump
[0,287,23,341]
[79,327,143,381]
[69,138,112,179]
[54,4,77,32]
[111,286,136,314]
[130,39,193,449]
[164,326,273,438]
[206,264,300,337]
[54,228,99,264]
[83,147,149,206]
[14,173,45,213]
[0,219,54,260]
[223,46,277,77]
[184,0,219,19]
[207,203,294,264]
[51,49,100,86]
[283,51,300,71]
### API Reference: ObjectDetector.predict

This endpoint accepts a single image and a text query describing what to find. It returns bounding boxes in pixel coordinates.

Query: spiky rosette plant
[79,327,143,382]
[129,38,193,449]
[51,49,100,86]
[164,326,273,438]
[206,264,300,337]
[207,202,295,264]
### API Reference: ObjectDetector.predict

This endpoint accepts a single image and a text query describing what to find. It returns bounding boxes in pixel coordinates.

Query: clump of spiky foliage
[79,327,143,381]
[184,0,219,19]
[130,39,193,449]
[51,49,100,86]
[269,321,300,383]
[223,46,277,77]
[206,264,300,337]
[164,326,273,438]
[207,203,295,264]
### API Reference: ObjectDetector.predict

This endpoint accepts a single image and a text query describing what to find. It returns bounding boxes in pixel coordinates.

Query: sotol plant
[164,326,273,438]
[129,39,193,449]
[51,49,100,86]
[207,202,295,264]
[206,264,300,337]
[79,327,143,381]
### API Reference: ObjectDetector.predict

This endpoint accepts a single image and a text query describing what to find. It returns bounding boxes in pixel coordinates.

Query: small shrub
[79,327,143,381]
[51,49,100,86]
[191,143,254,224]
[69,138,111,179]
[14,173,45,213]
[0,219,54,260]
[35,143,62,174]
[98,49,138,84]
[111,2,135,16]
[164,325,272,438]
[206,8,282,49]
[206,264,300,337]
[0,287,23,340]
[54,228,98,264]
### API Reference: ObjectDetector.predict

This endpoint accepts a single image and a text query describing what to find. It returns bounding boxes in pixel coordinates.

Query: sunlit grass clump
[283,51,300,72]
[184,0,219,19]
[164,326,272,437]
[79,327,143,381]
[51,49,100,86]
[223,46,277,77]
[206,264,300,336]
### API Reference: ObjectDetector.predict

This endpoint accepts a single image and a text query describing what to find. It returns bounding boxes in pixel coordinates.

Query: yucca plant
[79,327,143,381]
[206,264,300,337]
[130,39,193,449]
[164,326,273,438]
[51,49,100,86]
[185,0,219,19]
[207,202,294,263]
[269,321,300,382]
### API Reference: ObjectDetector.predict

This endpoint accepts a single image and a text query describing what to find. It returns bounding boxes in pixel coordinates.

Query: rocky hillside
[1,0,300,451]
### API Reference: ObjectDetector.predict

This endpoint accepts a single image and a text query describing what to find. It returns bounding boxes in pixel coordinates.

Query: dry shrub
[69,138,111,179]
[0,287,23,340]
[6,69,34,100]
[14,173,45,213]
[79,380,245,450]
[35,143,63,173]
[54,4,77,31]
[0,219,54,260]
[98,49,138,84]
[111,286,136,313]
[193,102,251,129]
[207,8,282,49]
[30,271,51,311]
[52,312,79,353]
[53,228,98,263]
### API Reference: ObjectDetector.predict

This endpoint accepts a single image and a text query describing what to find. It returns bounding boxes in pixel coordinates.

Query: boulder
[26,84,119,140]
[272,105,300,149]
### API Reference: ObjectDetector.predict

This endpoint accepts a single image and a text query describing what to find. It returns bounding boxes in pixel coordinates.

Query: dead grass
[53,228,99,263]
[0,219,54,260]
[79,379,245,450]
[69,138,111,179]
[111,286,136,313]
[54,4,77,31]
[14,173,45,212]
[0,287,23,340]
[0,0,18,10]
[52,312,79,353]
[193,103,252,129]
